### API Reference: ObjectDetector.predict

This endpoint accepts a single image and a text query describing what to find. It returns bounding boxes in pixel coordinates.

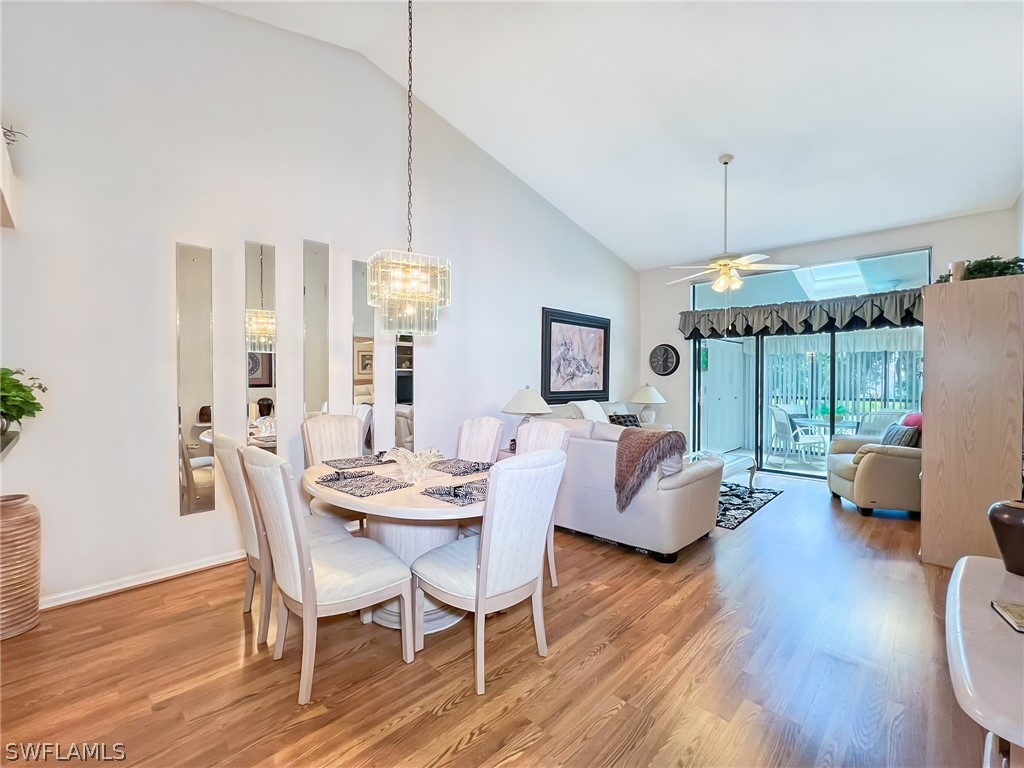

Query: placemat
[422,479,489,507]
[325,454,395,470]
[316,472,411,498]
[429,458,494,477]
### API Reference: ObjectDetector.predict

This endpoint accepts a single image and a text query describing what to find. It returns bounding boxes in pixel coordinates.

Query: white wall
[639,206,1021,437]
[1015,191,1024,258]
[1,2,638,605]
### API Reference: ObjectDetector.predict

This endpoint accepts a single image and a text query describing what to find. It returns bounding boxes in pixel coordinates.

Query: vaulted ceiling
[208,1,1024,270]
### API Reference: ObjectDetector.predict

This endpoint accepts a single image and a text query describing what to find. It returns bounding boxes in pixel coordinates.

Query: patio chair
[767,406,826,469]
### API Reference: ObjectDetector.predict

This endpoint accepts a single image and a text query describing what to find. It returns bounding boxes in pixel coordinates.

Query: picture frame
[541,307,610,404]
[247,352,274,388]
[353,340,374,384]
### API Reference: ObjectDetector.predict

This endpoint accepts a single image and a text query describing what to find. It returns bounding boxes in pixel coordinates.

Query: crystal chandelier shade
[367,249,451,335]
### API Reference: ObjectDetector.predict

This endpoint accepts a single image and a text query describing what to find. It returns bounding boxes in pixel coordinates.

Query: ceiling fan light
[729,274,743,290]
[711,274,731,293]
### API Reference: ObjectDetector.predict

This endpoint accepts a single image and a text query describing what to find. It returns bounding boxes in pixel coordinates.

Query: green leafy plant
[1,367,47,427]
[935,256,1024,283]
[813,403,848,420]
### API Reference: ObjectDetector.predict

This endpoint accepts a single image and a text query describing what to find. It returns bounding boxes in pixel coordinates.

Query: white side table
[946,556,1024,767]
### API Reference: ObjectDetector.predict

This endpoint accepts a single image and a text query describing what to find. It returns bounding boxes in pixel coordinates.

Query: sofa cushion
[659,453,684,478]
[881,424,919,447]
[574,400,610,423]
[592,421,625,442]
[901,412,923,434]
[552,418,594,439]
[826,452,858,482]
[608,413,641,428]
[602,401,629,415]
[545,403,581,420]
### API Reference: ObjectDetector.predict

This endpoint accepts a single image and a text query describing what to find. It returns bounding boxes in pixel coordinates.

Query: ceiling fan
[667,154,797,293]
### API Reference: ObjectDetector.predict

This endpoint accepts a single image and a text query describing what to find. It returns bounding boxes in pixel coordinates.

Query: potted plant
[1,367,46,436]
[935,255,1024,283]
[813,403,848,422]
[1,367,46,640]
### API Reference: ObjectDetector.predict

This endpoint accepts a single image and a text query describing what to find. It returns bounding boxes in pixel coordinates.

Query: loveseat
[826,434,921,517]
[548,419,724,562]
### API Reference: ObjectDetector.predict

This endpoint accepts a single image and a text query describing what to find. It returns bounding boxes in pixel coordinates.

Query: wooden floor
[1,476,984,767]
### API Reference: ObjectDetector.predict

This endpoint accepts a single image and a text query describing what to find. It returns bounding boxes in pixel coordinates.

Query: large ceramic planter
[0,494,41,640]
[989,500,1024,577]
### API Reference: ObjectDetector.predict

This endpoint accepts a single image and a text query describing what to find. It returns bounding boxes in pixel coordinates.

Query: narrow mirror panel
[176,243,215,516]
[245,242,277,453]
[303,241,329,418]
[396,334,413,449]
[353,260,374,452]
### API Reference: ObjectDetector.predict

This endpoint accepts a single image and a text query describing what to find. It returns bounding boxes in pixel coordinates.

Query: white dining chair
[179,432,214,516]
[455,416,504,463]
[411,449,567,695]
[214,434,352,645]
[515,421,570,588]
[301,415,366,533]
[240,446,414,705]
[353,403,373,453]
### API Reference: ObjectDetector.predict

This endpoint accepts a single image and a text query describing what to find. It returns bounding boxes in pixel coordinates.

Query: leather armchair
[826,435,921,517]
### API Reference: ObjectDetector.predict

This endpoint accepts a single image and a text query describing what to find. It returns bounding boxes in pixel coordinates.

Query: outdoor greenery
[1,367,47,425]
[935,255,1024,283]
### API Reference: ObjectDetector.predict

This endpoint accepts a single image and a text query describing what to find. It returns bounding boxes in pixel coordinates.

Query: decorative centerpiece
[383,447,442,484]
[813,403,848,422]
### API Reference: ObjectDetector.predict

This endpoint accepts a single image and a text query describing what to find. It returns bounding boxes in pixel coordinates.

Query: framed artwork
[353,340,374,384]
[247,352,274,388]
[541,307,610,404]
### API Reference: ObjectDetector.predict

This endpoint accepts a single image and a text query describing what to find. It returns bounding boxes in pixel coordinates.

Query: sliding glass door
[696,326,924,478]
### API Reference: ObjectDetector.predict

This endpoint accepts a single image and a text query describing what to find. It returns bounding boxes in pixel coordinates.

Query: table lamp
[630,384,667,424]
[502,386,553,450]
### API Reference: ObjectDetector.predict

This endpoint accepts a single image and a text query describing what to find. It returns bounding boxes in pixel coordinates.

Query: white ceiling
[207,1,1024,271]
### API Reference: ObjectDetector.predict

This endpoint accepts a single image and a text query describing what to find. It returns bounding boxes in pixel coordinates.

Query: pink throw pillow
[901,412,922,434]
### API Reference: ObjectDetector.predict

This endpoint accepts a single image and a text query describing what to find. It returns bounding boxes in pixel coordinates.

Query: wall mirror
[176,243,215,516]
[352,260,375,452]
[303,240,329,417]
[396,334,413,449]
[245,242,277,451]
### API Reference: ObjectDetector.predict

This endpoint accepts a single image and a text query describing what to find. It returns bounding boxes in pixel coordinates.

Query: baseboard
[39,549,247,610]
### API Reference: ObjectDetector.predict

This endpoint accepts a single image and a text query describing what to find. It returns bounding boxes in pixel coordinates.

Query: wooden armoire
[920,275,1024,569]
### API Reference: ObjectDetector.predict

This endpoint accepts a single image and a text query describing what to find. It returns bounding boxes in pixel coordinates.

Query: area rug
[716,483,783,530]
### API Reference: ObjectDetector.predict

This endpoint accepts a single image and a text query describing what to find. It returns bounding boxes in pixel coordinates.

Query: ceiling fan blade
[735,253,769,264]
[666,269,717,285]
[739,263,799,272]
[669,265,716,270]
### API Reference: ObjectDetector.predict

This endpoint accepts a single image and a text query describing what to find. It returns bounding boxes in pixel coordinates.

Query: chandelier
[245,245,276,353]
[367,0,451,336]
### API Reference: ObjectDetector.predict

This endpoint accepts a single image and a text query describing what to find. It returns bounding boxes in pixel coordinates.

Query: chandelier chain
[406,0,414,254]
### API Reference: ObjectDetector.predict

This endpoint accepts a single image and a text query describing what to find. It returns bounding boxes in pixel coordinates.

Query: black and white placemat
[325,454,395,470]
[316,471,411,498]
[422,479,489,506]
[429,459,493,477]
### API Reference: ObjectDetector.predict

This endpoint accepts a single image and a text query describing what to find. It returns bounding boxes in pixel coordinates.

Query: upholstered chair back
[213,434,260,559]
[353,403,373,445]
[516,421,570,454]
[479,450,566,598]
[301,414,362,466]
[456,416,504,463]
[241,447,308,603]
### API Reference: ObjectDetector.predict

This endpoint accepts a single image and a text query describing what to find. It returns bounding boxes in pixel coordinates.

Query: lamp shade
[502,386,553,416]
[630,385,667,405]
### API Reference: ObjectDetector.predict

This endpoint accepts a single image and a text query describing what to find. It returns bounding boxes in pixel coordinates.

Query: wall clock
[649,344,680,376]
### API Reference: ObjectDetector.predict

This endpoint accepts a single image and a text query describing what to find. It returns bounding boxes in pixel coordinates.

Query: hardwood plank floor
[0,476,984,767]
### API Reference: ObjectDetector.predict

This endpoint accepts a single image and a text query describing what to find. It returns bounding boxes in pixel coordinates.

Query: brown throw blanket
[614,428,688,512]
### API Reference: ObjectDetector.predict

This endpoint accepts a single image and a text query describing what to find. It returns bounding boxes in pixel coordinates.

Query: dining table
[792,417,861,434]
[302,459,486,635]
[199,428,277,450]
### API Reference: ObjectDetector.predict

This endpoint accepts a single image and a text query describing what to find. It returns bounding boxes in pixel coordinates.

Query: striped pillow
[881,424,919,448]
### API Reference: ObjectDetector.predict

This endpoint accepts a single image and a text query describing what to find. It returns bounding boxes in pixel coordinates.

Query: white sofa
[549,419,724,562]
[536,399,671,431]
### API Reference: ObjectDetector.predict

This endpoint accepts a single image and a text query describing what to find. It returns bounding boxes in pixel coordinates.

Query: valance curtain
[678,288,924,340]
